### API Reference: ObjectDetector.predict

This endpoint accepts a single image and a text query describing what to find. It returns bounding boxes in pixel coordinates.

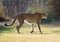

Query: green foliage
[0,26,14,33]
[45,14,54,23]
[41,12,55,24]
[26,7,32,13]
[46,8,55,23]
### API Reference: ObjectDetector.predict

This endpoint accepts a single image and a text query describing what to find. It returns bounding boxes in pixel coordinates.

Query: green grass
[0,25,14,33]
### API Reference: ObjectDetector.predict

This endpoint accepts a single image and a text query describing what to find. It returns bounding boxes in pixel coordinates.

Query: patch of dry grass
[0,24,60,42]
[0,34,60,42]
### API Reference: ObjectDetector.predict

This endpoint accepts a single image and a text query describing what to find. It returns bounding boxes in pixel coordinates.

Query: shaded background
[0,0,60,24]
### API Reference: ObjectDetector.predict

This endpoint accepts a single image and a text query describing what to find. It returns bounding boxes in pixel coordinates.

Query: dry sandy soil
[0,33,60,42]
[0,24,60,42]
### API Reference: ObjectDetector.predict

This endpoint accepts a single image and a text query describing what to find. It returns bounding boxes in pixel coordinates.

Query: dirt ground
[0,34,60,42]
[0,23,60,42]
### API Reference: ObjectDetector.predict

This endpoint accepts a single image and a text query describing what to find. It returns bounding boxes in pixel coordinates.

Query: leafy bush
[0,26,14,33]
[41,12,55,24]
